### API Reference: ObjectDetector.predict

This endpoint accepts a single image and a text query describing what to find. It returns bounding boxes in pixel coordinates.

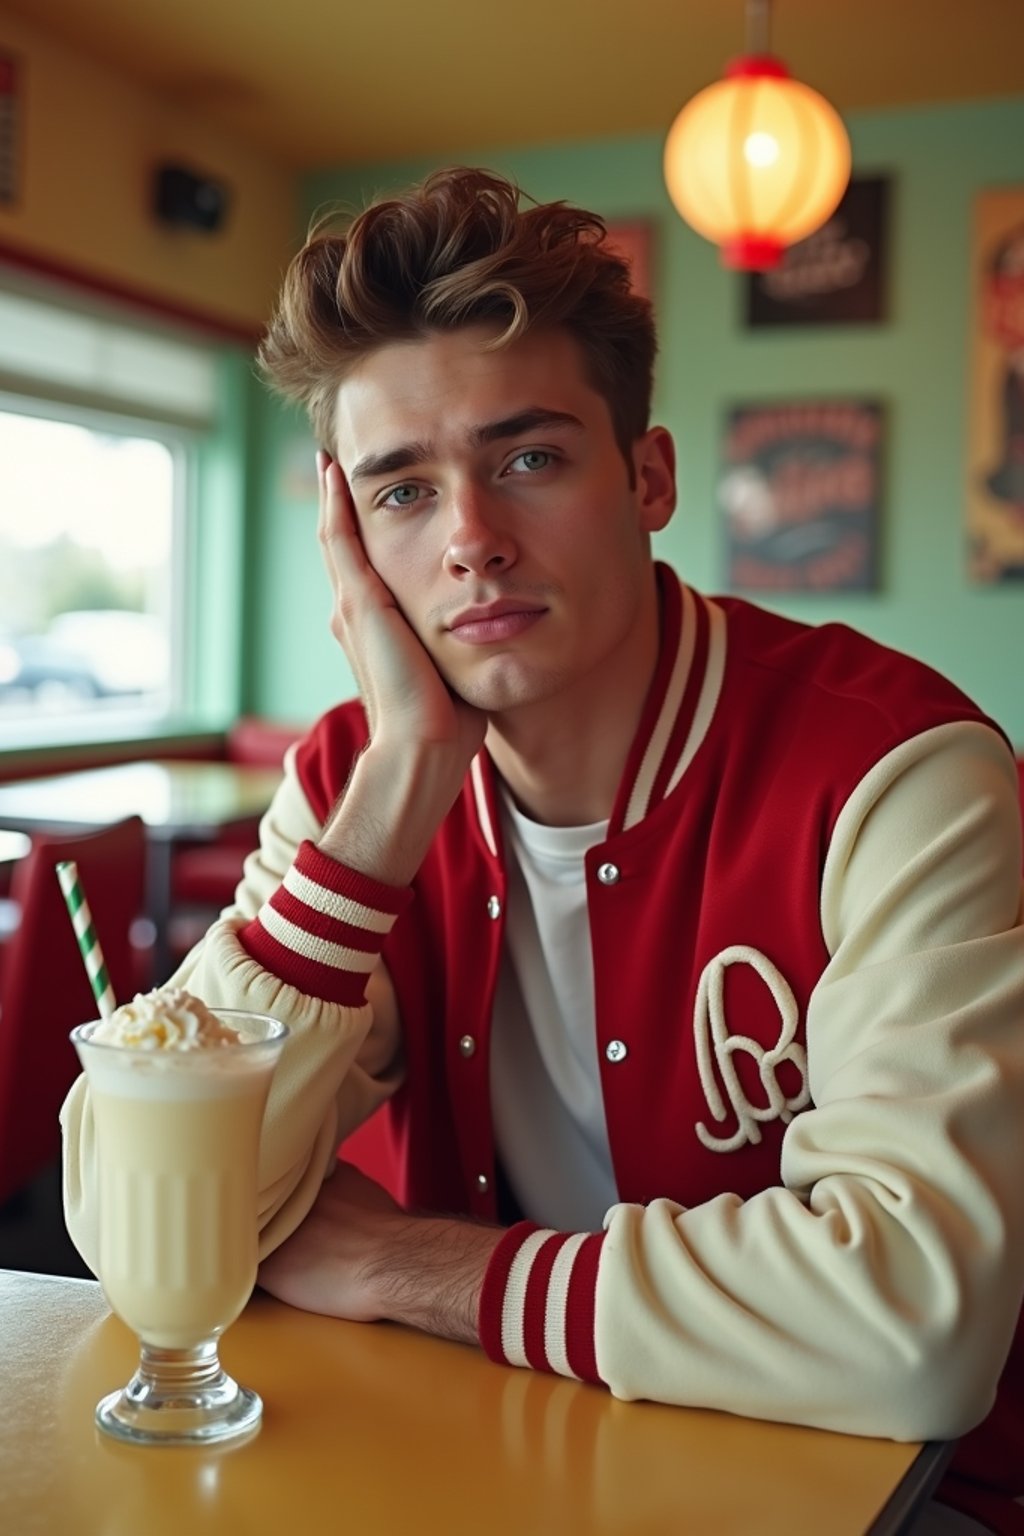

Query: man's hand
[316,453,486,886]
[318,453,485,765]
[257,1162,504,1346]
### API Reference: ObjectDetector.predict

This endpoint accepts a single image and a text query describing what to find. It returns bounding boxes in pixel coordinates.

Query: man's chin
[446,660,568,717]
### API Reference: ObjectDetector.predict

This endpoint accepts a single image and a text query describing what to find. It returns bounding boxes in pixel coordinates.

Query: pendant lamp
[663,0,851,270]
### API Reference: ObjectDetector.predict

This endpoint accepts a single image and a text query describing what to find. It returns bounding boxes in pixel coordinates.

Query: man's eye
[380,483,423,509]
[507,449,553,474]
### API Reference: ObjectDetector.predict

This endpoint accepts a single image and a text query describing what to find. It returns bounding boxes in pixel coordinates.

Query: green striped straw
[56,860,117,1019]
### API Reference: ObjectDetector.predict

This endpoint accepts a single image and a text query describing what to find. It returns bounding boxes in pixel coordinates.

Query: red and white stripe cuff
[240,840,411,1005]
[478,1221,605,1385]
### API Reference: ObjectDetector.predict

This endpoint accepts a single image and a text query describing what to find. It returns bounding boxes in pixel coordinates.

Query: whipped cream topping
[91,988,241,1051]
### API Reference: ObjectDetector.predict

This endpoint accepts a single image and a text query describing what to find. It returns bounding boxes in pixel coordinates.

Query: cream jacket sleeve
[60,746,404,1274]
[483,722,1024,1441]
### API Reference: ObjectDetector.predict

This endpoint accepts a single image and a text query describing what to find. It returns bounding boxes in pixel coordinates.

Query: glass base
[95,1339,262,1447]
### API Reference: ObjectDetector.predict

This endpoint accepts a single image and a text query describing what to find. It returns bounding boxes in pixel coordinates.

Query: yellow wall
[0,12,297,334]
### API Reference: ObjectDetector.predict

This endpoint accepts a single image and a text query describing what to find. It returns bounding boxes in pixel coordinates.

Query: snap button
[476,1173,490,1193]
[597,862,620,886]
[459,1034,476,1058]
[486,894,502,919]
[605,1039,628,1063]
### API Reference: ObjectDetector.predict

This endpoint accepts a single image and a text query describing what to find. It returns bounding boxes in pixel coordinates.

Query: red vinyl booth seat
[171,717,303,914]
[0,817,146,1206]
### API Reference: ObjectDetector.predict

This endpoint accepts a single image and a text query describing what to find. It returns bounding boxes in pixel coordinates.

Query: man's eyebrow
[348,408,585,485]
[468,408,585,448]
[349,441,433,484]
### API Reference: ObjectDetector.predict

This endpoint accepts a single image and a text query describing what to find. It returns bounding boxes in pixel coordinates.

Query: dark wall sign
[0,51,21,209]
[720,400,885,593]
[745,178,889,328]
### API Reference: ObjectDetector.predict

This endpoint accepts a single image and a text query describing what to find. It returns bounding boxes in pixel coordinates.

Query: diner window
[0,404,182,734]
[0,285,220,745]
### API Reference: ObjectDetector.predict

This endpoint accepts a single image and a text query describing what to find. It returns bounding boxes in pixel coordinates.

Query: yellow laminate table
[0,1270,952,1536]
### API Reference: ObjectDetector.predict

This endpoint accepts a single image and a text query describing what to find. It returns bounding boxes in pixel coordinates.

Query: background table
[0,1270,952,1536]
[0,761,282,978]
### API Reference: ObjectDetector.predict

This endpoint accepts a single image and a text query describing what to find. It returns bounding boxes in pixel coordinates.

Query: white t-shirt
[489,790,618,1232]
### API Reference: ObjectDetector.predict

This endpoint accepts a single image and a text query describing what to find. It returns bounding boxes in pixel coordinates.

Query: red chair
[224,716,304,769]
[0,817,146,1206]
[168,719,304,960]
[171,717,303,912]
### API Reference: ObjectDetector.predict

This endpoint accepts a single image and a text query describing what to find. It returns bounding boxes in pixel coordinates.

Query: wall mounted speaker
[153,163,230,233]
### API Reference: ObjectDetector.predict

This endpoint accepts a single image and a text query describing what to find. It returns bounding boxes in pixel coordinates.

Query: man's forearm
[257,1166,505,1343]
[319,742,469,889]
[369,1215,504,1345]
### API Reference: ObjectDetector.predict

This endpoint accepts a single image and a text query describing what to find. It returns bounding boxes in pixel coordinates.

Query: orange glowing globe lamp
[663,55,852,270]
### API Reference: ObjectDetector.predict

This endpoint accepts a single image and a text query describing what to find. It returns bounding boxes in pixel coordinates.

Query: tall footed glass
[71,1010,288,1447]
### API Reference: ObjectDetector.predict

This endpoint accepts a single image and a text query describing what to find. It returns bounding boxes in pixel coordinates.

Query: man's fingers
[319,460,370,577]
[320,457,354,545]
[318,458,397,627]
[316,449,331,548]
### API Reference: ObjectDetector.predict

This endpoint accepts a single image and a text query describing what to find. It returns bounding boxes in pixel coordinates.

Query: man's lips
[447,600,548,645]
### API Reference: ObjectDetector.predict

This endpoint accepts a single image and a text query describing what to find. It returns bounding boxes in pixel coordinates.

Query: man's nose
[443,485,517,577]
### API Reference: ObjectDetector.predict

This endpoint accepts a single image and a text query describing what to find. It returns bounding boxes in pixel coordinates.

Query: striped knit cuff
[478,1221,606,1386]
[239,840,411,1006]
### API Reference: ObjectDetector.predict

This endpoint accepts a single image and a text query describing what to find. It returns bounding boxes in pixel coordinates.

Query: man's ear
[632,427,677,533]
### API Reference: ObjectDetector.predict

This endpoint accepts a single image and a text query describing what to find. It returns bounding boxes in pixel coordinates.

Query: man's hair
[258,167,657,469]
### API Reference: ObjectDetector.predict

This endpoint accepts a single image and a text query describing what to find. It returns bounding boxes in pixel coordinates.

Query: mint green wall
[244,391,336,727]
[190,348,257,728]
[249,98,1024,745]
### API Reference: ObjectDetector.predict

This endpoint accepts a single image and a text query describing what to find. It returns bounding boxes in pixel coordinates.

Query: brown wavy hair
[258,167,656,473]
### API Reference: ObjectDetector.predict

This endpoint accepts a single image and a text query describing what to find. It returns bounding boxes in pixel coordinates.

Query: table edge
[865,1440,958,1536]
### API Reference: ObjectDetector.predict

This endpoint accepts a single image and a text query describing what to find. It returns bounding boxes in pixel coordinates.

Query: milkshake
[72,988,288,1445]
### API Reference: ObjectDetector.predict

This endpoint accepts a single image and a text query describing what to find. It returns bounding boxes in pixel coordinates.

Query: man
[63,169,1024,1531]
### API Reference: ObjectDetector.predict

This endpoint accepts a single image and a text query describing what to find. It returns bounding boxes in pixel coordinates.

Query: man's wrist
[319,743,469,889]
[368,1214,504,1346]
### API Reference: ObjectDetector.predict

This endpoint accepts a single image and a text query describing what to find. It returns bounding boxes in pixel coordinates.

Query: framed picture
[605,220,653,300]
[0,50,22,208]
[720,400,884,593]
[966,187,1024,582]
[745,177,889,328]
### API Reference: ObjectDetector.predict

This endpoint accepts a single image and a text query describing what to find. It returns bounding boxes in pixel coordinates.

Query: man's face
[332,323,674,717]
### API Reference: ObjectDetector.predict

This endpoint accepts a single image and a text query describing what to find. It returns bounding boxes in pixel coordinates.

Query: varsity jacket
[62,568,1024,1530]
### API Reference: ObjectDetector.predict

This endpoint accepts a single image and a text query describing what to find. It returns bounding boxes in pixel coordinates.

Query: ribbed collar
[468,565,727,858]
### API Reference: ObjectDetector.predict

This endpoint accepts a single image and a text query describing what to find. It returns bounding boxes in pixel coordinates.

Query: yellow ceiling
[6,0,1024,170]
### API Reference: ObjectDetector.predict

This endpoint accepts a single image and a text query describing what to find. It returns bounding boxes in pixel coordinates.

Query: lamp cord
[746,0,772,55]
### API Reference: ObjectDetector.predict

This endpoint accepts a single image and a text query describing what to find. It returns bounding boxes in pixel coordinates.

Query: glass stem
[135,1338,225,1394]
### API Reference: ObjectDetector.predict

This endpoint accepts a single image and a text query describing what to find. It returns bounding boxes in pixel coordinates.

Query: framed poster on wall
[719,400,884,593]
[0,50,22,207]
[745,177,889,328]
[966,188,1024,582]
